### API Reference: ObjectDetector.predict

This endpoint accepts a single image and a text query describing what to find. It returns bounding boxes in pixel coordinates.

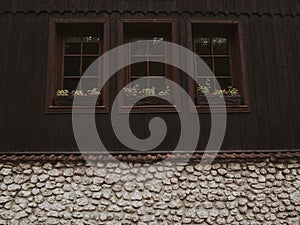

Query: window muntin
[187,20,250,112]
[129,36,168,92]
[47,19,249,113]
[194,36,232,91]
[63,36,101,92]
[46,19,109,113]
[117,19,178,111]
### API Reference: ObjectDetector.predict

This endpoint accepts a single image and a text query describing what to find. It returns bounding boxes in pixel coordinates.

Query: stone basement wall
[0,157,299,225]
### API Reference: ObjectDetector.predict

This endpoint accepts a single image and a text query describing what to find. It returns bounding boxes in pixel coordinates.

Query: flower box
[125,95,171,106]
[54,95,102,106]
[197,94,242,105]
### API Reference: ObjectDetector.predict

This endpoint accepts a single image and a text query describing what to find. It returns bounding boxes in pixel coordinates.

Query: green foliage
[142,87,156,96]
[225,86,239,96]
[213,89,224,97]
[197,79,239,96]
[87,88,101,96]
[123,84,140,97]
[158,86,170,96]
[197,79,211,95]
[56,88,101,96]
[123,84,170,97]
[74,90,84,96]
[56,89,69,96]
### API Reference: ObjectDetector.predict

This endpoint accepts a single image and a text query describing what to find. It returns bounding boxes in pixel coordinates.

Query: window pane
[66,37,82,42]
[64,56,80,76]
[83,36,99,43]
[217,78,232,89]
[63,78,80,91]
[65,37,81,54]
[81,78,98,92]
[130,39,147,55]
[149,57,165,76]
[149,37,164,55]
[83,36,100,54]
[131,78,148,89]
[149,78,167,93]
[197,57,213,75]
[195,37,211,55]
[82,56,98,74]
[213,37,229,55]
[130,77,138,83]
[214,57,231,76]
[131,56,147,76]
[83,43,99,54]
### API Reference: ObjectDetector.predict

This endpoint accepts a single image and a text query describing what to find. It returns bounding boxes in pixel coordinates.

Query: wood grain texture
[0,1,299,153]
[1,0,300,15]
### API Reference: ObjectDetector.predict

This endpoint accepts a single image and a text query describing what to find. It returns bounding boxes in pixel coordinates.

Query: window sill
[46,105,108,114]
[195,104,250,113]
[120,104,178,113]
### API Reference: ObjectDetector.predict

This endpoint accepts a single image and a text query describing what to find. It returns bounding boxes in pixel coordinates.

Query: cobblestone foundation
[0,157,299,225]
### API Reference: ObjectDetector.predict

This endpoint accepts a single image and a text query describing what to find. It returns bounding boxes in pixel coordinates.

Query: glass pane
[83,36,100,43]
[213,37,229,55]
[65,37,81,54]
[149,37,164,55]
[83,36,100,54]
[130,39,147,55]
[214,57,231,76]
[130,77,138,83]
[82,56,98,74]
[217,78,232,89]
[197,57,213,75]
[130,56,147,64]
[195,37,211,55]
[63,78,80,91]
[149,78,167,93]
[64,56,80,76]
[131,78,148,89]
[66,37,82,42]
[149,57,165,76]
[83,43,99,54]
[81,78,98,92]
[131,62,147,76]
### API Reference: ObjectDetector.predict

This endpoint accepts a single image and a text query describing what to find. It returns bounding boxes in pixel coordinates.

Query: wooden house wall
[0,1,299,153]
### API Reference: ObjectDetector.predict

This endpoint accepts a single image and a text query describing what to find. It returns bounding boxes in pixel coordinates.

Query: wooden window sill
[195,104,250,113]
[47,105,108,114]
[120,104,178,113]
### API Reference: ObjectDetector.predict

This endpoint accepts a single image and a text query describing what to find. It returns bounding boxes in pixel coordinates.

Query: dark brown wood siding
[0,0,300,153]
[1,0,300,15]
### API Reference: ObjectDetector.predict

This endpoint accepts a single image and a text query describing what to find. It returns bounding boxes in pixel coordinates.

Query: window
[63,36,100,92]
[117,19,179,112]
[46,18,248,113]
[187,19,250,112]
[129,36,167,92]
[46,19,109,113]
[194,36,232,90]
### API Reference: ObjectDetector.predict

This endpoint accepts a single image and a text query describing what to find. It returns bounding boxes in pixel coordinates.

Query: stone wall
[0,157,299,225]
